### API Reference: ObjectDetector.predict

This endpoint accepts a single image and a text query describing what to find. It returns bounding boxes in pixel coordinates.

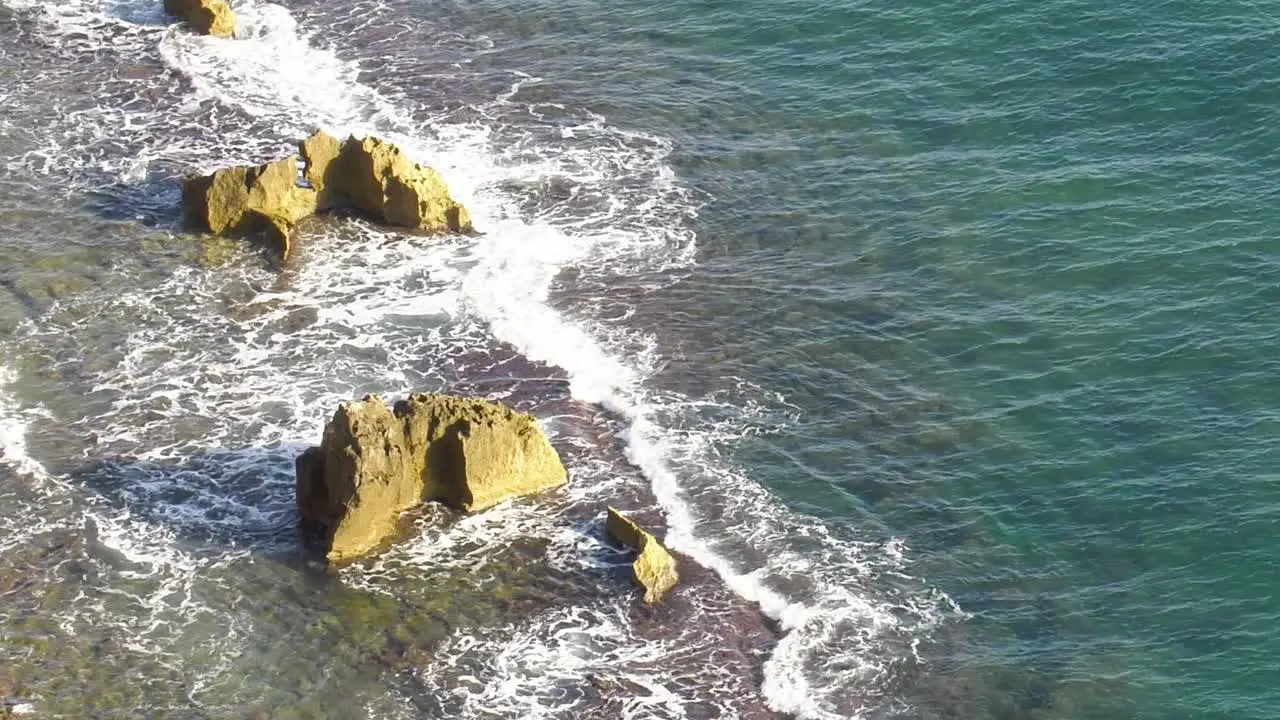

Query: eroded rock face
[300,129,344,210]
[163,0,236,38]
[182,155,316,257]
[296,393,567,562]
[305,134,473,232]
[183,131,472,257]
[606,507,679,604]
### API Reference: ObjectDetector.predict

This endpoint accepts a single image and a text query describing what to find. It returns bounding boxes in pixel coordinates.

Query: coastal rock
[182,155,317,257]
[296,393,567,562]
[182,131,471,257]
[163,0,236,38]
[606,507,679,604]
[300,131,472,232]
[299,129,345,210]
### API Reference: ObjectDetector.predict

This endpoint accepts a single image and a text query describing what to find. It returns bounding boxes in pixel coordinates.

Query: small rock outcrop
[163,0,236,38]
[606,507,679,604]
[296,393,567,562]
[182,154,317,257]
[182,131,472,258]
[303,133,472,232]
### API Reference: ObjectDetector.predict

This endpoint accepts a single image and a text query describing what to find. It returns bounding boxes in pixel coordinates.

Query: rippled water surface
[2,0,1278,718]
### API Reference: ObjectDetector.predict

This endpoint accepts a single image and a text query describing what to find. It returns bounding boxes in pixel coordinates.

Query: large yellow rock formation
[606,507,679,604]
[163,0,236,38]
[296,394,567,562]
[182,130,472,258]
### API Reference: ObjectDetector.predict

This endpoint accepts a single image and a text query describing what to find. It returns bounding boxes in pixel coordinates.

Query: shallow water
[3,0,1278,718]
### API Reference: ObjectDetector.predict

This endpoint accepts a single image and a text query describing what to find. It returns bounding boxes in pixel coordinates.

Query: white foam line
[460,258,856,718]
[158,2,413,142]
[413,602,753,720]
[0,367,71,560]
[440,109,927,715]
[0,367,52,482]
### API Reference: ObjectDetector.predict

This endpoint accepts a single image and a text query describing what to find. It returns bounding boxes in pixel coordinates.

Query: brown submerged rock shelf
[163,0,236,38]
[182,130,472,258]
[296,393,567,562]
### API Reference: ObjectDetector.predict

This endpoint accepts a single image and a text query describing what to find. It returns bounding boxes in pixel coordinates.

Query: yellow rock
[301,131,472,232]
[399,393,568,512]
[163,0,236,38]
[296,394,567,562]
[299,129,345,211]
[182,131,472,258]
[606,507,679,604]
[182,155,317,257]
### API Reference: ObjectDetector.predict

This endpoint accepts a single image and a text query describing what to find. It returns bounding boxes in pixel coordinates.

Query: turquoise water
[643,1,1280,716]
[1,0,1278,716]
[474,0,1280,715]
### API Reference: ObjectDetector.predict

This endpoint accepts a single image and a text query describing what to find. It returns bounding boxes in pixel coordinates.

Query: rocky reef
[296,393,567,562]
[606,507,680,604]
[182,130,472,258]
[163,0,236,38]
[181,155,315,257]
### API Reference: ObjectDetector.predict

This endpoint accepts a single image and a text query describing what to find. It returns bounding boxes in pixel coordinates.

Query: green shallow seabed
[456,0,1280,716]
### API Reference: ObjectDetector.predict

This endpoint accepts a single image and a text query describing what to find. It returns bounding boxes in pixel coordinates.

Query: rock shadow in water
[84,176,183,228]
[68,444,309,561]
